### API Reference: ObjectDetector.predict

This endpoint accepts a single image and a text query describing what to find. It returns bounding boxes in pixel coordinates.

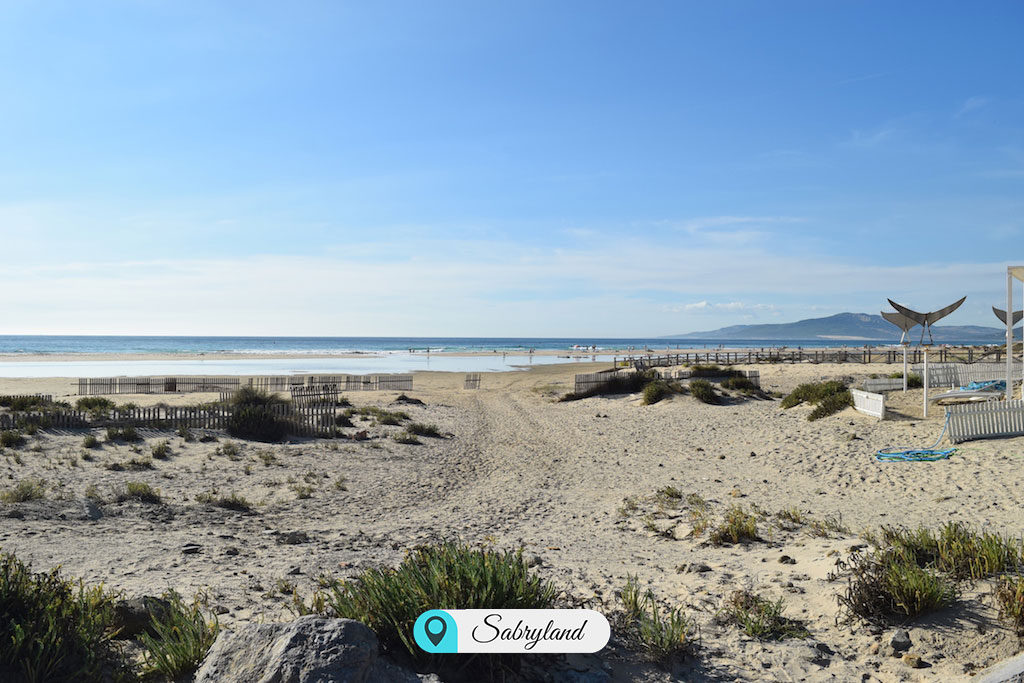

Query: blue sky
[1,1,1022,336]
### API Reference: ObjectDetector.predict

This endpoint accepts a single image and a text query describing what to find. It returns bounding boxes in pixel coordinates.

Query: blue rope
[875,412,957,462]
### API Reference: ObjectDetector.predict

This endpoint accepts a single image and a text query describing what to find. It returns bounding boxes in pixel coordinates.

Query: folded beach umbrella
[880,310,918,345]
[887,296,966,345]
[992,306,1024,326]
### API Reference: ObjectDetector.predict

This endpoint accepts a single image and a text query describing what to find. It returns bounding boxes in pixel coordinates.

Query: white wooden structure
[947,399,1024,443]
[863,378,905,392]
[851,389,886,419]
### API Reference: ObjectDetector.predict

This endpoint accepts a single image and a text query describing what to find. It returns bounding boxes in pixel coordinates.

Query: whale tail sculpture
[992,306,1024,326]
[887,296,967,345]
[880,310,918,345]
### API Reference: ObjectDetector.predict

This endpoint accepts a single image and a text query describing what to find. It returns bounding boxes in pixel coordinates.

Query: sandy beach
[1,360,1022,681]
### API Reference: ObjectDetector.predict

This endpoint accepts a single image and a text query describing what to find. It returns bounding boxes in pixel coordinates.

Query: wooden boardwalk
[622,346,1008,369]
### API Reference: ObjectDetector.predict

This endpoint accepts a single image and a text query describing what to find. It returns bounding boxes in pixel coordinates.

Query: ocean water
[0,335,950,377]
[0,335,886,356]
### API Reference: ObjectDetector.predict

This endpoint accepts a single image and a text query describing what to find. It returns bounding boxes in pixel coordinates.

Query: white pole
[903,344,908,392]
[923,346,929,418]
[1008,269,1014,401]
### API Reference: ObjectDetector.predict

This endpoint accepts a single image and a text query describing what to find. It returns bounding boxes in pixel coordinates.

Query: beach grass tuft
[721,589,808,640]
[1,477,47,503]
[139,589,219,680]
[709,505,759,545]
[689,379,718,404]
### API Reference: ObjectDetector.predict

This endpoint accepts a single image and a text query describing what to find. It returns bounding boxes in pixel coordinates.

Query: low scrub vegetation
[0,395,57,411]
[995,574,1024,637]
[689,379,719,404]
[834,547,956,624]
[75,397,116,413]
[226,388,295,442]
[151,440,171,459]
[888,371,923,388]
[105,426,140,443]
[0,551,132,683]
[642,380,675,405]
[393,432,421,444]
[781,381,852,420]
[406,423,443,438]
[0,429,25,449]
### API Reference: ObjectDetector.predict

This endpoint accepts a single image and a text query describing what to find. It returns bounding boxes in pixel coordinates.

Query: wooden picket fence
[851,389,886,419]
[912,362,1022,388]
[573,370,631,394]
[947,400,1024,444]
[78,374,413,396]
[0,403,337,437]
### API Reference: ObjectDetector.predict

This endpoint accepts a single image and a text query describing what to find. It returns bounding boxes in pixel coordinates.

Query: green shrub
[0,551,131,683]
[780,381,847,409]
[114,481,162,504]
[0,395,52,411]
[176,425,195,442]
[393,432,421,444]
[139,589,219,680]
[82,434,100,449]
[721,590,808,639]
[406,423,443,438]
[807,390,853,421]
[317,542,557,670]
[721,376,758,392]
[75,397,115,412]
[1,430,25,449]
[0,478,46,503]
[835,548,956,624]
[642,381,671,405]
[689,379,718,404]
[225,389,294,442]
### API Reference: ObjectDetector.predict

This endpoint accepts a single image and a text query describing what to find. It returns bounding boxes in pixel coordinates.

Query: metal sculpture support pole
[923,347,929,417]
[1009,270,1014,402]
[903,344,908,392]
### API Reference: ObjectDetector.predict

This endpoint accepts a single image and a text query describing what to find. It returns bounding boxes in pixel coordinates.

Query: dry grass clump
[995,574,1024,637]
[1,477,47,503]
[114,481,162,504]
[0,430,25,449]
[834,547,956,624]
[393,432,421,444]
[406,423,443,438]
[195,491,253,512]
[709,505,759,545]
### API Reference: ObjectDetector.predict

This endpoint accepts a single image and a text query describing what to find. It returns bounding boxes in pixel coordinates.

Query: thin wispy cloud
[955,96,990,118]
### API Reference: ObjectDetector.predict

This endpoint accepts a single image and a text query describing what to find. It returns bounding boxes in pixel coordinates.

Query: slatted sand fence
[464,373,481,389]
[290,384,340,406]
[947,400,1024,443]
[78,377,241,395]
[573,369,632,395]
[911,362,1023,389]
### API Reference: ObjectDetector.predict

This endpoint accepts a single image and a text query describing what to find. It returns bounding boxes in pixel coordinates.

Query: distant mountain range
[667,312,1022,341]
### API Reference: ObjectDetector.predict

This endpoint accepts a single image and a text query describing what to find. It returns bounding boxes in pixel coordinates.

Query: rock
[889,629,911,652]
[182,543,202,555]
[678,562,712,573]
[194,616,420,683]
[813,641,835,656]
[778,555,797,565]
[277,531,310,545]
[83,501,103,521]
[225,547,240,556]
[902,653,924,668]
[352,430,369,441]
[112,596,172,639]
[672,523,694,540]
[525,553,543,568]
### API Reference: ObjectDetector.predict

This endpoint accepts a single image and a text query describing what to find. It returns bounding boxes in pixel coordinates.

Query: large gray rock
[193,616,421,683]
[112,596,171,639]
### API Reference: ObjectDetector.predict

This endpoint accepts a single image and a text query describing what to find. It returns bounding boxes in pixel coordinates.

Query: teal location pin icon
[414,610,457,653]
